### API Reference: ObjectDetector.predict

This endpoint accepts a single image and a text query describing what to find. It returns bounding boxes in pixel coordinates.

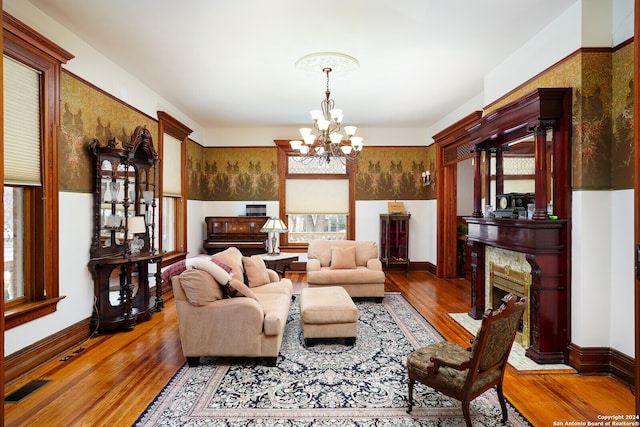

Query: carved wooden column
[467,240,486,319]
[472,148,484,217]
[495,149,504,197]
[532,122,553,220]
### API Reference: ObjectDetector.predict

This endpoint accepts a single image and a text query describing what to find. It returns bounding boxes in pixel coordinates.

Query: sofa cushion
[243,255,271,287]
[178,269,225,306]
[307,266,386,285]
[190,257,232,286]
[224,277,259,300]
[212,247,244,280]
[330,246,357,270]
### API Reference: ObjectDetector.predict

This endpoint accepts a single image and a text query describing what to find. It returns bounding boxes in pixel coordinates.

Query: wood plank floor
[4,271,635,426]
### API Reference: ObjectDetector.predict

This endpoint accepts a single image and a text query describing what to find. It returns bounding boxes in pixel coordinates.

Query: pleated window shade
[162,133,182,196]
[4,55,42,186]
[286,179,349,214]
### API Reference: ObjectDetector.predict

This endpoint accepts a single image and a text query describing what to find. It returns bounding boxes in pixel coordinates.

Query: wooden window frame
[2,12,73,329]
[274,140,356,250]
[157,111,191,264]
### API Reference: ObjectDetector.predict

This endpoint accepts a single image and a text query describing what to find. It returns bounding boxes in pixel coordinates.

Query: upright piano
[203,216,268,256]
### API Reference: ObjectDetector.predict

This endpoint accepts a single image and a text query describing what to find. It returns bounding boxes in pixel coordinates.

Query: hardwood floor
[4,271,635,426]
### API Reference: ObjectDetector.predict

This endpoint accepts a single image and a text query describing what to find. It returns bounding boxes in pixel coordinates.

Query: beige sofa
[171,247,293,367]
[306,240,386,301]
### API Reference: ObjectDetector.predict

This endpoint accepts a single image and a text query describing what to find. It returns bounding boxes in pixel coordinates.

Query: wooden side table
[258,253,299,276]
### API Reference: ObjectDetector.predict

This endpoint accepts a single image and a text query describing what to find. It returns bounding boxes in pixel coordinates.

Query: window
[2,12,74,328]
[277,140,356,247]
[157,111,191,261]
[285,178,349,242]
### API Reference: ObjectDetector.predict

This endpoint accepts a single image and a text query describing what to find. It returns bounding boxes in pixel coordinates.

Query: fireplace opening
[489,262,530,348]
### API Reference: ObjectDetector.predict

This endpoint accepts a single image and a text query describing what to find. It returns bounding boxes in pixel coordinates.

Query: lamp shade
[128,215,147,234]
[260,218,288,233]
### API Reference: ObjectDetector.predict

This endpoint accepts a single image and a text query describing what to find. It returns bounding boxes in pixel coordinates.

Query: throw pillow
[190,257,232,285]
[224,278,259,300]
[178,269,225,306]
[330,246,357,269]
[210,256,233,274]
[161,259,187,284]
[212,247,244,279]
[242,255,271,287]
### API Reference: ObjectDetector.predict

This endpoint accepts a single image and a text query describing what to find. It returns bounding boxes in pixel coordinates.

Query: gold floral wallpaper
[484,44,634,190]
[186,145,434,201]
[61,42,633,195]
[355,146,433,200]
[59,71,158,192]
[188,147,279,201]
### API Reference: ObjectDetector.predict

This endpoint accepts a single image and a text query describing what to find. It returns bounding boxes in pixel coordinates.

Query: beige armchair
[306,240,385,301]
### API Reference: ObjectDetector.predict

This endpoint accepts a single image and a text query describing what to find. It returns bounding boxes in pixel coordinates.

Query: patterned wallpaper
[59,71,159,193]
[60,43,633,195]
[484,44,634,190]
[355,146,434,200]
[187,145,435,201]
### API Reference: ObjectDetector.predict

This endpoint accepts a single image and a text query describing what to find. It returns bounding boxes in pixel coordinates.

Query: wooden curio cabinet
[88,126,163,331]
[379,214,410,274]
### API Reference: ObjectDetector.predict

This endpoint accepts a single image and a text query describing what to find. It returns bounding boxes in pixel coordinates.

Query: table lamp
[128,215,147,254]
[260,218,288,255]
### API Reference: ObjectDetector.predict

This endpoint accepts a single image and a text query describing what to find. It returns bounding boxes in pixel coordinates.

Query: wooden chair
[406,294,527,426]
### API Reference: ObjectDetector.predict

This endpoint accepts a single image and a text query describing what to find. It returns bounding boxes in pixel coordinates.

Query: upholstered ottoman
[299,286,358,346]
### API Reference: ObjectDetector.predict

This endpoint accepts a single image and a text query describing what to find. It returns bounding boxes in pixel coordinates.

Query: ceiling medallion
[294,52,360,74]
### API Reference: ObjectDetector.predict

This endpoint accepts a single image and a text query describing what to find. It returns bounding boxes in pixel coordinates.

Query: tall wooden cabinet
[379,214,411,274]
[88,126,163,332]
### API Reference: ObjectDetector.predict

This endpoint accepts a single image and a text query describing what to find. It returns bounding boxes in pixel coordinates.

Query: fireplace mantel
[466,217,566,254]
[465,217,568,363]
[464,88,572,365]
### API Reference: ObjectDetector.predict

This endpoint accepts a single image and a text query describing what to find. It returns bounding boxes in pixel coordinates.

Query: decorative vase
[109,182,120,202]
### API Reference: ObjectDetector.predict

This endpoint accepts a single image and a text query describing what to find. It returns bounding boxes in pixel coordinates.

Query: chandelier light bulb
[303,134,316,145]
[341,145,353,154]
[299,127,312,137]
[317,119,330,131]
[300,145,309,154]
[330,109,343,124]
[329,133,343,144]
[290,140,303,150]
[344,126,357,137]
[310,110,323,121]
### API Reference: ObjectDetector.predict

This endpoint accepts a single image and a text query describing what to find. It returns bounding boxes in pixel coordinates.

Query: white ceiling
[28,0,577,129]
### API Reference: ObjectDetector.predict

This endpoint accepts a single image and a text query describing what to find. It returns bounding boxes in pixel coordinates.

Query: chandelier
[290,65,363,165]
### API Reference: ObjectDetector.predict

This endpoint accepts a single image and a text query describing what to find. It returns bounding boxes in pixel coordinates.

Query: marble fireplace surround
[486,248,531,348]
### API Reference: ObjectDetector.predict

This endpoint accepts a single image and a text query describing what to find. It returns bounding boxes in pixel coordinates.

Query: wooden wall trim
[568,343,635,388]
[434,111,483,278]
[5,318,92,386]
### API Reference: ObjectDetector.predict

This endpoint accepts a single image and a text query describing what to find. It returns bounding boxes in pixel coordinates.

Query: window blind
[4,55,42,186]
[162,133,182,196]
[286,179,349,214]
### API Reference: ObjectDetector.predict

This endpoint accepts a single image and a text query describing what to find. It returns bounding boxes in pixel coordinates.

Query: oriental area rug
[135,293,530,426]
